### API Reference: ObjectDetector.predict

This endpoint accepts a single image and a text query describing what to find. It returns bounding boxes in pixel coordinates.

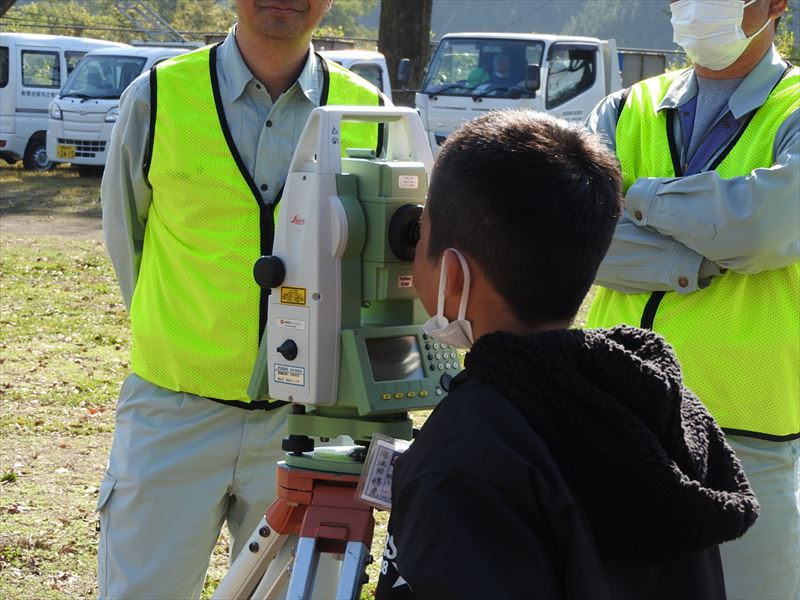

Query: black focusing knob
[253,255,285,288]
[388,204,423,261]
[277,339,298,361]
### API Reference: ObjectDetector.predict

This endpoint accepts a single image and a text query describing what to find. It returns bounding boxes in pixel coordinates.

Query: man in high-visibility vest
[586,1,798,598]
[98,1,385,597]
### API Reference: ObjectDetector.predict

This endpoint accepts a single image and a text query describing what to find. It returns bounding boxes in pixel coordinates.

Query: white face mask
[671,0,772,71]
[422,248,475,350]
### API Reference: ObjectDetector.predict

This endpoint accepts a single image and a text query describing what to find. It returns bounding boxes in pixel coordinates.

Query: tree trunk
[378,0,433,106]
[0,0,17,18]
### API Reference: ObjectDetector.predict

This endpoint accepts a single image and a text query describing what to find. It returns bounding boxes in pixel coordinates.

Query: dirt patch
[0,164,103,240]
[0,214,103,239]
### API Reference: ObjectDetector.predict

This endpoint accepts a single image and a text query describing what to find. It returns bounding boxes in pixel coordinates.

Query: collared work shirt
[586,46,799,294]
[102,29,327,309]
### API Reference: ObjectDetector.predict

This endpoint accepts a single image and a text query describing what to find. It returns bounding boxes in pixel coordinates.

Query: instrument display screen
[365,335,425,382]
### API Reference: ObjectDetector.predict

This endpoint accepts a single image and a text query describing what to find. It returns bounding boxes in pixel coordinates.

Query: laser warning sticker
[355,433,410,511]
[280,286,306,305]
[274,364,305,387]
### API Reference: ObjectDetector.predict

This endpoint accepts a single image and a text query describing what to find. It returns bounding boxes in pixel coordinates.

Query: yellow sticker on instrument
[280,286,307,305]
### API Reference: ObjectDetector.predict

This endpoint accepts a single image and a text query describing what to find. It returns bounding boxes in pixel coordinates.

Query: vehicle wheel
[77,165,104,178]
[22,135,54,171]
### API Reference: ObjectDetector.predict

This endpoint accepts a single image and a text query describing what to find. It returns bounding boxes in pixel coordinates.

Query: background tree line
[1,0,797,90]
[0,0,379,42]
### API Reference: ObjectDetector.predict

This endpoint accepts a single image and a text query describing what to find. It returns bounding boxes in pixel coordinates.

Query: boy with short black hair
[374,109,758,599]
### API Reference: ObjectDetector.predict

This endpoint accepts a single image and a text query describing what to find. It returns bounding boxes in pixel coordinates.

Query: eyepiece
[388,204,423,261]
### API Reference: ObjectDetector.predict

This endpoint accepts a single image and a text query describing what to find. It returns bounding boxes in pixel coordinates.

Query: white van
[47,45,192,174]
[0,33,126,170]
[319,49,392,100]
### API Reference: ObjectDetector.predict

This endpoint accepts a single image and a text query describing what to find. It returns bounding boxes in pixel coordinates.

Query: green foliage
[171,0,235,34]
[1,0,235,42]
[318,0,377,39]
[2,0,128,41]
[1,470,18,483]
[776,8,798,64]
[3,0,374,43]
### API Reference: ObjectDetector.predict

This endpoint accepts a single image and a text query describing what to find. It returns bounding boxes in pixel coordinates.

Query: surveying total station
[212,106,461,600]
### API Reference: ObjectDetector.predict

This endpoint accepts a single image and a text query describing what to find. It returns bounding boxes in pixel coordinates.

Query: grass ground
[0,163,595,599]
[1,164,128,599]
[0,164,399,599]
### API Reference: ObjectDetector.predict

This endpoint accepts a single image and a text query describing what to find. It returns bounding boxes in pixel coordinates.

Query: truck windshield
[422,38,544,99]
[60,54,146,99]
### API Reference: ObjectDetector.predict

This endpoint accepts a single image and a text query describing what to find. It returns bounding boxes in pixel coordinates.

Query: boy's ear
[442,250,467,317]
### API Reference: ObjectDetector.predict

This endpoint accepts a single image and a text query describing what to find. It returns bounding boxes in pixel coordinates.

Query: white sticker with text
[398,175,419,189]
[274,364,305,386]
[275,318,306,330]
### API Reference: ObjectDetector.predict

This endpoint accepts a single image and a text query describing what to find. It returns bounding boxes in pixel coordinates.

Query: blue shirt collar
[657,46,788,118]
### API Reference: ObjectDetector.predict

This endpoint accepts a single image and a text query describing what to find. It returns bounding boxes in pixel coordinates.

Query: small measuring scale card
[355,433,410,511]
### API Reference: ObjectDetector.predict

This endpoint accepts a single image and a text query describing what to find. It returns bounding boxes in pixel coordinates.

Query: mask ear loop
[435,255,448,318]
[743,13,773,41]
[448,249,471,320]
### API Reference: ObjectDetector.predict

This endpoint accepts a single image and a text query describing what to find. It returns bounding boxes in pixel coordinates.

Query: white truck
[413,33,623,154]
[47,44,193,175]
[0,33,126,170]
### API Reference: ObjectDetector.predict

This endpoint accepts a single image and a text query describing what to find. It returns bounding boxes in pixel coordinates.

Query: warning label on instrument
[280,286,307,305]
[398,275,413,288]
[274,364,305,386]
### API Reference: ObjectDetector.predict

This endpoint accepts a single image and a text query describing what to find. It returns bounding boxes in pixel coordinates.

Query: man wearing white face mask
[585,1,799,598]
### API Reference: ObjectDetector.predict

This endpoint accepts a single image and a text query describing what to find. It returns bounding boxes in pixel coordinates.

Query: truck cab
[319,49,392,102]
[46,45,192,174]
[416,33,621,154]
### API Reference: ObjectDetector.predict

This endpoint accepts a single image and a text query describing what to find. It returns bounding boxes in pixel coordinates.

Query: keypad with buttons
[373,332,461,405]
[421,332,460,376]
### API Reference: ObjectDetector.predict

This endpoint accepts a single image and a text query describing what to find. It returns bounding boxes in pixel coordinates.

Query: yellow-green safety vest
[587,67,800,440]
[130,44,382,405]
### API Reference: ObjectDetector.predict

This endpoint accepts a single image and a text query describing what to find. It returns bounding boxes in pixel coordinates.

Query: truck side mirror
[525,64,541,97]
[397,58,411,88]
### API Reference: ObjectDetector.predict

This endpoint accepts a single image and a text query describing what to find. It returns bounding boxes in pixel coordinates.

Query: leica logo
[290,215,305,225]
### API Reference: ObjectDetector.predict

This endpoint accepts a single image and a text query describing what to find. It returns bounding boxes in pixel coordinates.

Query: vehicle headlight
[105,107,119,123]
[49,102,62,120]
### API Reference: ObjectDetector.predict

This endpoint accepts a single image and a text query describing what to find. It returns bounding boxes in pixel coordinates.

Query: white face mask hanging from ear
[422,248,475,350]
[670,0,773,71]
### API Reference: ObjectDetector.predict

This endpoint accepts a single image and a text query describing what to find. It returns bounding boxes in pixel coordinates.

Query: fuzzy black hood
[465,325,759,562]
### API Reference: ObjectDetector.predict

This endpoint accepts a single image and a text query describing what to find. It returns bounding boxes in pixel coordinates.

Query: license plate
[56,144,75,159]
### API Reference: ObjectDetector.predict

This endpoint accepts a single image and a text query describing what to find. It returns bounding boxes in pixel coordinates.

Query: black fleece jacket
[375,326,758,599]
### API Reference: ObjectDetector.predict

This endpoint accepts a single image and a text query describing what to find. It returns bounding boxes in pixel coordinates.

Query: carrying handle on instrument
[288,106,433,177]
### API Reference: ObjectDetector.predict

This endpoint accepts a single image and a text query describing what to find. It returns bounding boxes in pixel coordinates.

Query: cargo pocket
[96,471,117,598]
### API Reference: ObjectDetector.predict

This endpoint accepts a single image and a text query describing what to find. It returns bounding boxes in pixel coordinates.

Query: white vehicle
[47,45,192,174]
[0,33,126,170]
[319,49,392,101]
[414,33,623,154]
